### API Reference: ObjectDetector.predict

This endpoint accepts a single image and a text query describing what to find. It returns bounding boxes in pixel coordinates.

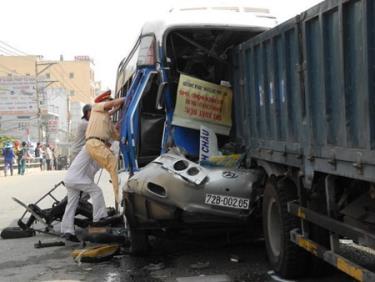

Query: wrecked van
[116,5,276,252]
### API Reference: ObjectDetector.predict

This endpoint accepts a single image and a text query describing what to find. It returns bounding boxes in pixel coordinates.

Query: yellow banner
[172,74,232,135]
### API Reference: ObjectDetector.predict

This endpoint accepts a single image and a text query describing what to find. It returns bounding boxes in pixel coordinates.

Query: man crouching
[60,146,108,242]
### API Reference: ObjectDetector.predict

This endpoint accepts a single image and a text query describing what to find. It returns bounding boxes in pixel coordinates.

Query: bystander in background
[34,142,44,171]
[17,141,31,175]
[45,144,53,170]
[69,104,92,164]
[2,142,15,176]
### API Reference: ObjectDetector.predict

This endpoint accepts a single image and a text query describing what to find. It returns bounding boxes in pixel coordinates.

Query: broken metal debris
[34,240,65,248]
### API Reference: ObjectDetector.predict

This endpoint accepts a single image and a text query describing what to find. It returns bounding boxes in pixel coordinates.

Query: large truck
[232,0,375,280]
[116,0,375,280]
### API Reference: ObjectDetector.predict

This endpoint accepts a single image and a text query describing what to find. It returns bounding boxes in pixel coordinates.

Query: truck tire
[263,177,308,278]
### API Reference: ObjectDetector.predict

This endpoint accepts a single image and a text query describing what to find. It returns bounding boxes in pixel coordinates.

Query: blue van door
[120,68,165,173]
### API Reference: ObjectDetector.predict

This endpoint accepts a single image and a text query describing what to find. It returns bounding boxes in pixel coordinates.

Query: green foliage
[0,135,17,148]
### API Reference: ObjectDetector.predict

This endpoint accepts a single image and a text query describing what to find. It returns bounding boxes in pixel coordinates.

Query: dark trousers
[18,159,26,175]
[4,160,13,176]
[46,159,52,170]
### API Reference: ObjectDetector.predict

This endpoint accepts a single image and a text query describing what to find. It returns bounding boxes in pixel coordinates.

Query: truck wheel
[263,177,308,278]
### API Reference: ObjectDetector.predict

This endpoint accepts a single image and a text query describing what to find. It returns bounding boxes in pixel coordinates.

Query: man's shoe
[62,233,80,243]
[90,215,123,227]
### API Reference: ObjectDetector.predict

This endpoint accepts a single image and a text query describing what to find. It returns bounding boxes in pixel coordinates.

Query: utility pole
[35,62,41,142]
[35,60,57,143]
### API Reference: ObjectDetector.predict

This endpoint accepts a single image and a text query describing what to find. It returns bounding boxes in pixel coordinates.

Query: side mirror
[156,82,167,110]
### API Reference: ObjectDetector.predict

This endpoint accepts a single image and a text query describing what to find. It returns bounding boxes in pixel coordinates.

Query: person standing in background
[14,141,20,172]
[2,142,15,176]
[69,104,92,164]
[52,147,57,170]
[34,142,44,171]
[45,144,53,171]
[18,141,29,175]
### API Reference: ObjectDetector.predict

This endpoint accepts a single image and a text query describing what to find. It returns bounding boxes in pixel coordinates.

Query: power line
[0,40,28,56]
[50,68,86,101]
[0,45,17,56]
[56,64,87,97]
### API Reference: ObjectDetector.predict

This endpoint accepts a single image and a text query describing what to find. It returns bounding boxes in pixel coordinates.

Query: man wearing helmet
[69,104,92,163]
[85,90,124,211]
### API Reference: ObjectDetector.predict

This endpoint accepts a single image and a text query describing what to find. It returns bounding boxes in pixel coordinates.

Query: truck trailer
[233,0,375,280]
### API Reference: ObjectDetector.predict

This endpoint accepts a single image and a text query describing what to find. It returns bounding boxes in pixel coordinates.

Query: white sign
[199,125,219,162]
[172,74,233,136]
[0,76,38,115]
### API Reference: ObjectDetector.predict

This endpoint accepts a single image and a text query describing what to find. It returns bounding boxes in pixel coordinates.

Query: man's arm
[111,124,120,141]
[108,104,123,116]
[103,97,125,112]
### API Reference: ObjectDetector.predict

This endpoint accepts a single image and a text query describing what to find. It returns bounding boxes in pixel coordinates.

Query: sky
[0,0,321,91]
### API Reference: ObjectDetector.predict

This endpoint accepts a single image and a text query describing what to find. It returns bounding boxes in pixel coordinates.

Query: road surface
[0,170,354,282]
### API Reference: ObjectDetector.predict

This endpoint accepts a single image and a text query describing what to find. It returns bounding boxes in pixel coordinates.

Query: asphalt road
[0,170,355,282]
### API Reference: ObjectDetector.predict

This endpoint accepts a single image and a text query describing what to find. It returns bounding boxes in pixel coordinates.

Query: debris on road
[34,240,65,248]
[189,261,210,270]
[72,244,120,264]
[11,181,94,237]
[80,218,129,245]
[177,274,232,282]
[229,254,240,263]
[143,262,165,271]
[267,270,296,282]
[0,226,35,239]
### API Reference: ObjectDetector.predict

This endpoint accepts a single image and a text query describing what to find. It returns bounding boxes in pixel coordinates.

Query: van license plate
[205,194,250,210]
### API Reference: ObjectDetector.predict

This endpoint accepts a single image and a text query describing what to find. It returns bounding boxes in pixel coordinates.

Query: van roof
[141,5,277,40]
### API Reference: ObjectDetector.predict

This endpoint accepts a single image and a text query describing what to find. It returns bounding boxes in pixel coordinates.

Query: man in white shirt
[69,104,92,163]
[45,144,53,170]
[61,146,108,242]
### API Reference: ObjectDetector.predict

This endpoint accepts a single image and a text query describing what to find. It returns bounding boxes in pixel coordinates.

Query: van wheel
[129,227,149,255]
[124,208,149,256]
[263,177,308,278]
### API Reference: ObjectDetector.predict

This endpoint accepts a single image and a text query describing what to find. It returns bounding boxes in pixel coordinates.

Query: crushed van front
[123,153,263,228]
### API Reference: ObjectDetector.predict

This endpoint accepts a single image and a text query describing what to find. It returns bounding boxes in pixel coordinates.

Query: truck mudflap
[288,201,375,281]
[290,230,375,282]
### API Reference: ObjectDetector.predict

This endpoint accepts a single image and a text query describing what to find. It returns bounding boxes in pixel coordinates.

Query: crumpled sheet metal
[125,153,263,219]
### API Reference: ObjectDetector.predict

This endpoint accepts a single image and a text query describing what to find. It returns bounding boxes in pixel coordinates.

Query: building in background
[0,55,102,155]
